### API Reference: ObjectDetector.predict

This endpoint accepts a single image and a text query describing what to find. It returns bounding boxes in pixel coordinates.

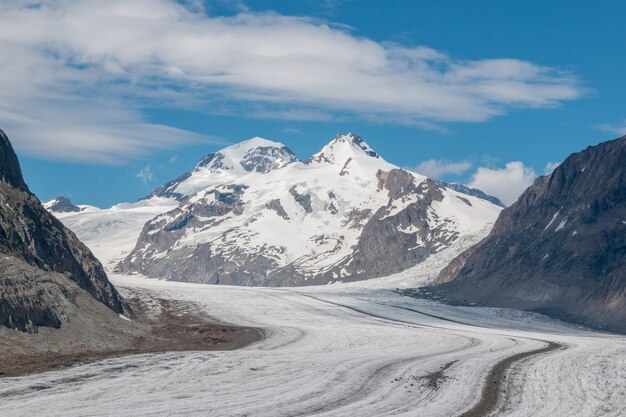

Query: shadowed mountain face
[0,129,126,332]
[0,129,28,192]
[433,135,626,333]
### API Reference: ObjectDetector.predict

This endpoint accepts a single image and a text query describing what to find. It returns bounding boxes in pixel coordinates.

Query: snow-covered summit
[146,136,300,200]
[195,136,298,174]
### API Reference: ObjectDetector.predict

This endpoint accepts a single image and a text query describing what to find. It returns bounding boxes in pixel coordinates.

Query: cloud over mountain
[468,161,536,206]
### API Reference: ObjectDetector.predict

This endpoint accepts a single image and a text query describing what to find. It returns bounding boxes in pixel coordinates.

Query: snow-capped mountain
[117,133,502,286]
[145,137,299,201]
[44,138,298,271]
[45,197,178,270]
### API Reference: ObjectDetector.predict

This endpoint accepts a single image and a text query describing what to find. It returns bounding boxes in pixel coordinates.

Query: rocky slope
[431,135,626,333]
[117,133,501,286]
[0,129,126,331]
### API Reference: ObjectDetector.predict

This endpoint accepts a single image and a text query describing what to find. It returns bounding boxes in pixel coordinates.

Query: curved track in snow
[0,278,624,417]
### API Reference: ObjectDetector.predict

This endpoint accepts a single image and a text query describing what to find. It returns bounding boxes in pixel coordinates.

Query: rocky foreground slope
[117,133,501,286]
[431,135,626,333]
[0,129,126,332]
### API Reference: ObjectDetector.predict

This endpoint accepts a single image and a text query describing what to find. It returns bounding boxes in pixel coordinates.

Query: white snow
[42,198,60,210]
[173,137,297,197]
[51,197,178,269]
[1,275,623,417]
[544,211,560,231]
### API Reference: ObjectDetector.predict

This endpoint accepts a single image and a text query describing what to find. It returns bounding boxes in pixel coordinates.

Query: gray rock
[430,135,626,333]
[240,146,299,173]
[0,130,127,331]
[0,129,28,192]
[266,199,290,220]
[344,172,452,279]
[289,185,313,213]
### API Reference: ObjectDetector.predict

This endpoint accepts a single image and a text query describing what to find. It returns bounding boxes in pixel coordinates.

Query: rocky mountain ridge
[431,134,626,333]
[0,129,127,331]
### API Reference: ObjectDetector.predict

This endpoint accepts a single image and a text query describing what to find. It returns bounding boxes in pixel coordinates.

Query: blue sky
[2,0,625,206]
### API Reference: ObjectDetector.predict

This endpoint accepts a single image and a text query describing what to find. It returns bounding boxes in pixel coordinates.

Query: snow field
[1,277,623,417]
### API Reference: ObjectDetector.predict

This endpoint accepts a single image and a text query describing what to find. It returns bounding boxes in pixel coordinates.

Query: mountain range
[38,129,625,332]
[114,133,501,286]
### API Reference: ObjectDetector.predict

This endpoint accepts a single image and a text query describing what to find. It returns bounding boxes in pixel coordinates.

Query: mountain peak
[195,136,299,174]
[332,133,379,158]
[44,196,82,213]
[239,136,284,148]
[145,136,300,200]
[308,132,380,165]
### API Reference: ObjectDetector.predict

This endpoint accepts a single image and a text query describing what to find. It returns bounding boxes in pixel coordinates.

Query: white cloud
[0,1,584,163]
[595,119,626,137]
[1,115,223,164]
[414,159,472,179]
[544,161,560,175]
[468,161,536,206]
[137,163,154,184]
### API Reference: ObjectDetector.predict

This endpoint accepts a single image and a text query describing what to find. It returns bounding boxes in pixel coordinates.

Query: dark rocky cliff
[432,135,626,333]
[0,129,126,331]
[0,129,28,192]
